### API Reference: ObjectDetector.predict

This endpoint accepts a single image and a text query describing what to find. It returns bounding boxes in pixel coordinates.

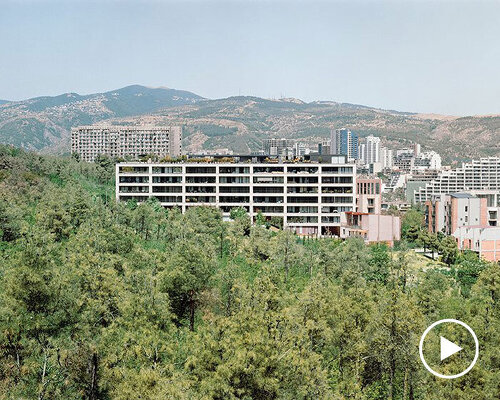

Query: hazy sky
[1,1,499,115]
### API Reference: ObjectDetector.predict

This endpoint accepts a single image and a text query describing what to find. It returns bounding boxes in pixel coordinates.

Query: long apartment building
[116,157,356,237]
[72,125,182,162]
[414,158,500,203]
[414,157,500,227]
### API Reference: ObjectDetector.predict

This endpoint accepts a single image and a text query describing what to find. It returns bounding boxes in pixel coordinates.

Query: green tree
[453,251,488,297]
[367,243,391,284]
[402,208,425,242]
[439,235,459,266]
[161,238,216,331]
[185,271,334,399]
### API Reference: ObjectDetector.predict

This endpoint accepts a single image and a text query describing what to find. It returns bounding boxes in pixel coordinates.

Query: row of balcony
[117,194,353,205]
[119,185,353,194]
[118,166,354,175]
[119,176,354,184]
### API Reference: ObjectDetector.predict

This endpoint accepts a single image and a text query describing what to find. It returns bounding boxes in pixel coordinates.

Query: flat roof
[450,192,476,199]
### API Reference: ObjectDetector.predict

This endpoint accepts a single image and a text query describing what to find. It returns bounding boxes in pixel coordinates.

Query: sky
[1,0,499,116]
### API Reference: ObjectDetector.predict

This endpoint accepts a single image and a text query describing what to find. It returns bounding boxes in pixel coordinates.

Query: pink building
[340,212,401,246]
[453,225,500,262]
[425,193,487,234]
[356,177,382,214]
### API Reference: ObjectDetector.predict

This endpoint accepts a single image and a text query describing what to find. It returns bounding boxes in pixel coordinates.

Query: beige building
[71,125,182,162]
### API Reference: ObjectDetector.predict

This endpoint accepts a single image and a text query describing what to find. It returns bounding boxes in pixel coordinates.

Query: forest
[0,145,500,400]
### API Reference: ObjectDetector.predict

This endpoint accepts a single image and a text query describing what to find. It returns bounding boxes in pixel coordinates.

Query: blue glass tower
[330,128,358,160]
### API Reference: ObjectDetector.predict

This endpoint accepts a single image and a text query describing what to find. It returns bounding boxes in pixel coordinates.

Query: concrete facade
[414,157,500,203]
[381,147,393,169]
[115,159,356,237]
[71,125,182,162]
[365,135,381,164]
[262,138,293,156]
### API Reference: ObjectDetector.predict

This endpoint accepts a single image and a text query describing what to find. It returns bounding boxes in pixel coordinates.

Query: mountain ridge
[0,85,498,162]
[0,85,203,152]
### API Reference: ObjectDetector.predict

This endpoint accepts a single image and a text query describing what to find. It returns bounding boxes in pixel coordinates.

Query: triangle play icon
[441,336,462,361]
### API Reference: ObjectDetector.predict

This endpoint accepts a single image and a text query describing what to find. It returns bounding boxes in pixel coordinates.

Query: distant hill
[113,96,500,163]
[0,85,203,152]
[0,86,499,162]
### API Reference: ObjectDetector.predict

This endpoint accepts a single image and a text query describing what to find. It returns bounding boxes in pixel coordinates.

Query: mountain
[112,96,500,163]
[0,86,498,162]
[0,85,203,152]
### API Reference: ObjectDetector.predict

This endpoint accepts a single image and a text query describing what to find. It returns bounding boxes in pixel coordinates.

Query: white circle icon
[419,319,479,379]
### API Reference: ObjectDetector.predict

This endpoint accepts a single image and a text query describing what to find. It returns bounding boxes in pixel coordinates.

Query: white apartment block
[381,147,393,169]
[414,158,500,203]
[358,143,367,164]
[262,138,293,156]
[413,151,442,171]
[414,158,500,227]
[72,125,182,162]
[365,135,381,164]
[116,159,356,237]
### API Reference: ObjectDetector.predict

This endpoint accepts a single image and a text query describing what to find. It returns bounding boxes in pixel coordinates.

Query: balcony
[287,216,318,224]
[119,176,149,184]
[119,166,149,174]
[287,167,318,174]
[253,196,284,204]
[219,167,250,174]
[219,196,250,203]
[287,196,318,204]
[119,186,149,193]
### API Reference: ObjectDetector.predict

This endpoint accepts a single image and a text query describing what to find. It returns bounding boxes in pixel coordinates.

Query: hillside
[0,85,203,152]
[0,86,499,162]
[117,96,500,162]
[1,145,498,398]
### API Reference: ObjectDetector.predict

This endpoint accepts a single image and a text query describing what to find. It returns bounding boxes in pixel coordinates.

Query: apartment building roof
[124,154,352,165]
[450,193,476,199]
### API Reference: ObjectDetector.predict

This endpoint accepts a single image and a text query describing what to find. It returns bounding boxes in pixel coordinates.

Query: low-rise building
[340,212,401,246]
[425,193,488,235]
[454,225,500,262]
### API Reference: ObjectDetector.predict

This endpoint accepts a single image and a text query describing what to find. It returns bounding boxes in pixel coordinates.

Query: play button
[419,319,479,379]
[440,336,462,361]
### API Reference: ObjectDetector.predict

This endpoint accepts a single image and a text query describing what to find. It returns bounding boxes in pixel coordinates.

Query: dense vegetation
[1,145,500,399]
